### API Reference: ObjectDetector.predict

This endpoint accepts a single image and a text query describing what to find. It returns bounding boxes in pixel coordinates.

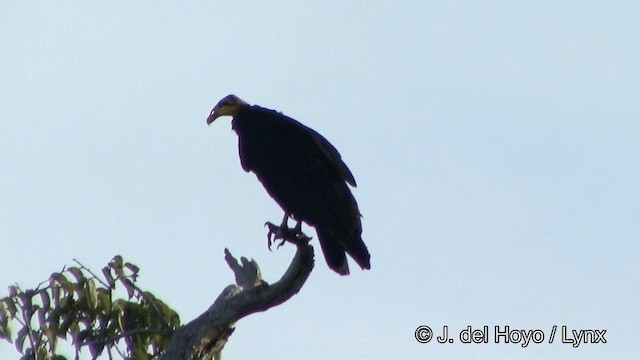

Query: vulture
[207,94,370,275]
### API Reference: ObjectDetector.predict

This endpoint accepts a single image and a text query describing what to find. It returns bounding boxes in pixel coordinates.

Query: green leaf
[116,308,126,332]
[164,306,181,328]
[112,255,123,266]
[2,298,17,319]
[15,327,28,354]
[124,262,140,281]
[48,312,59,334]
[40,291,51,313]
[43,324,58,352]
[101,267,115,288]
[0,300,8,322]
[74,328,91,345]
[58,313,74,337]
[88,341,104,359]
[0,322,12,343]
[123,279,135,299]
[50,273,70,289]
[110,256,124,279]
[71,282,85,301]
[37,308,46,330]
[143,291,156,303]
[51,284,60,310]
[18,293,35,323]
[66,267,86,285]
[96,288,111,311]
[133,341,150,360]
[124,262,140,273]
[37,347,47,360]
[85,279,97,311]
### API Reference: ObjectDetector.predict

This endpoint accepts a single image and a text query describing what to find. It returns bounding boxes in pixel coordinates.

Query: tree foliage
[0,256,180,360]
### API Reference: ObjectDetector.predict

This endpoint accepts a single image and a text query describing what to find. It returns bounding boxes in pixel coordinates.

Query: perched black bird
[207,95,370,275]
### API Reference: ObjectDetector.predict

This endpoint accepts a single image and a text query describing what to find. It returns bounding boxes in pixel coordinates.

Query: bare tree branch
[162,233,314,360]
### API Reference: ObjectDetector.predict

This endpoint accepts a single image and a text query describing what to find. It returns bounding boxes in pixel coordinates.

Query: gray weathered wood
[162,235,314,360]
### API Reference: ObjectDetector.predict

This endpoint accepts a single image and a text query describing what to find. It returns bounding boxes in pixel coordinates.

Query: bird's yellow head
[207,94,248,125]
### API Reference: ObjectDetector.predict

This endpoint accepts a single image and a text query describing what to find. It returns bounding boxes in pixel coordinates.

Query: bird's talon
[265,221,284,251]
[264,220,304,250]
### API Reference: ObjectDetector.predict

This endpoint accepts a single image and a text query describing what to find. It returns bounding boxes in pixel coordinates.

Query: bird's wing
[306,127,357,187]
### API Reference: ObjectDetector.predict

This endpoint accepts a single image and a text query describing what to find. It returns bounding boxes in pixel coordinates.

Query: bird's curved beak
[207,110,219,126]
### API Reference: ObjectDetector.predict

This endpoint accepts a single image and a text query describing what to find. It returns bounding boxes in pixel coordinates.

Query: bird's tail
[316,228,371,276]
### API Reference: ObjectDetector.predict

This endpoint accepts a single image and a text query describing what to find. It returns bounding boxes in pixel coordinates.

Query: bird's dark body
[231,105,370,275]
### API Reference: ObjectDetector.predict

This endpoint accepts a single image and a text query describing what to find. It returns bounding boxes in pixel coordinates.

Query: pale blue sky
[1,1,639,359]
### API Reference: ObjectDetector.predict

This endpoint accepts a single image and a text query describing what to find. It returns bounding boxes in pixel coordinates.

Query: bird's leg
[265,214,309,250]
[281,213,290,228]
